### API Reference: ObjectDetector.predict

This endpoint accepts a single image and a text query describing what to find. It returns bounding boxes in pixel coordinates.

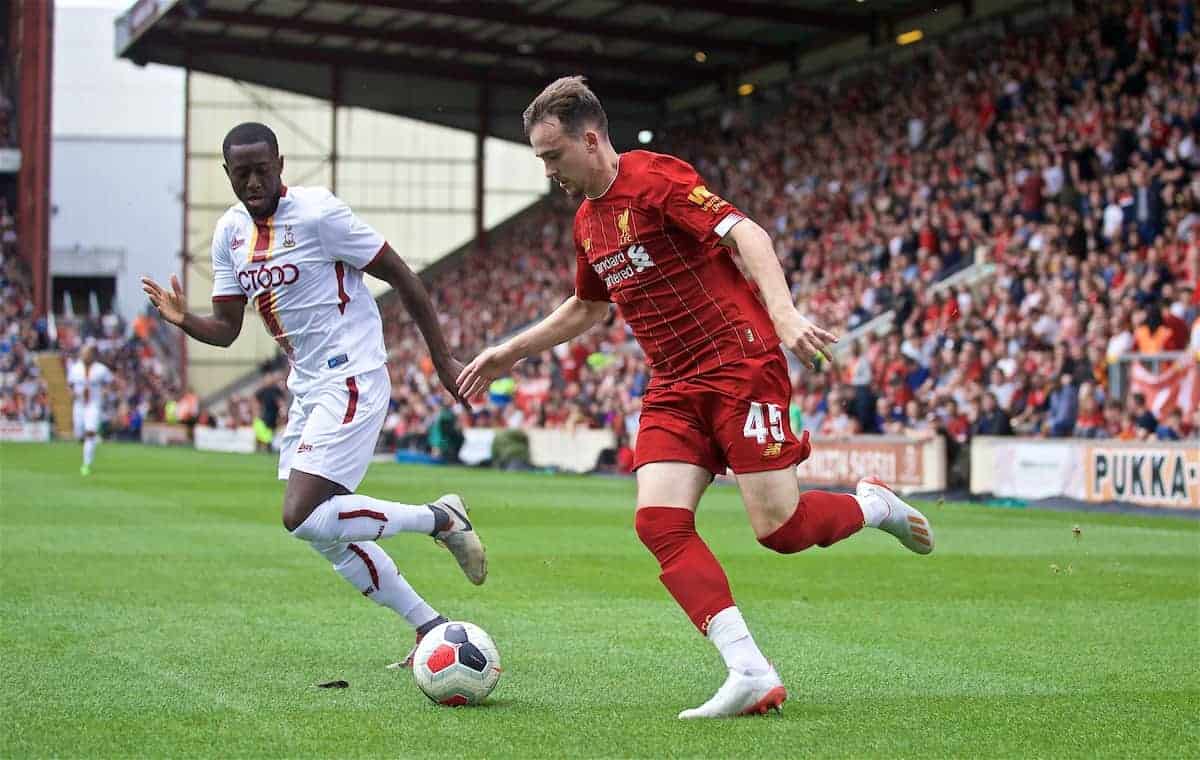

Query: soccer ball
[411,621,501,706]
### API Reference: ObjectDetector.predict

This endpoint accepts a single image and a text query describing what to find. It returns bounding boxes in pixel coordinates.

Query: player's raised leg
[737,468,934,555]
[287,476,486,584]
[724,370,933,555]
[281,369,486,585]
[633,462,786,719]
[738,468,865,552]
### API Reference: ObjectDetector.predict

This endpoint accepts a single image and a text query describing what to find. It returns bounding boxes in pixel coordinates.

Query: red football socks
[759,491,864,553]
[635,507,735,634]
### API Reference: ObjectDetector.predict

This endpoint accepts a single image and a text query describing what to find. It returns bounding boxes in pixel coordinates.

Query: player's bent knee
[758,531,813,554]
[282,503,316,534]
[282,511,303,533]
[745,499,795,542]
[308,539,342,560]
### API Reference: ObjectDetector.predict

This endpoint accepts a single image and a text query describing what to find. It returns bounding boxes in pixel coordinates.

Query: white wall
[52,3,184,139]
[51,2,184,325]
[49,136,183,322]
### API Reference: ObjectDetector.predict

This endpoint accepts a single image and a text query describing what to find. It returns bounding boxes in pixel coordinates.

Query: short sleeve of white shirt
[211,221,244,301]
[318,195,386,269]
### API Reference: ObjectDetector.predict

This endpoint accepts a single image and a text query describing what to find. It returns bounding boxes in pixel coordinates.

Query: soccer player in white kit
[141,123,485,663]
[67,343,112,476]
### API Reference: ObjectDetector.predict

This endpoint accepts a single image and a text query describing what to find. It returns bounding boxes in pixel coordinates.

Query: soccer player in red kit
[459,77,935,718]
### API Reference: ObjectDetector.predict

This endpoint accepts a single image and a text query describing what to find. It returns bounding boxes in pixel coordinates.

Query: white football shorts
[73,403,102,438]
[276,365,389,491]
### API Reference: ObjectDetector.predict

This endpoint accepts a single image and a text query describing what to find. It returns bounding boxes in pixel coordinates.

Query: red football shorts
[633,349,809,476]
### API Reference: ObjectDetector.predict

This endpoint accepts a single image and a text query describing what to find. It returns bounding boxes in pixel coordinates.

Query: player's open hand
[457,345,517,402]
[434,356,472,412]
[141,274,187,326]
[777,312,838,370]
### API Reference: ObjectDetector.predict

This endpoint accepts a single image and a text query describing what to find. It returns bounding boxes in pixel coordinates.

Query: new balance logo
[627,244,655,273]
[687,185,730,214]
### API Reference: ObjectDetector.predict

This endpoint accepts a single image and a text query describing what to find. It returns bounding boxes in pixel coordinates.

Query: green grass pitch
[2,442,1198,758]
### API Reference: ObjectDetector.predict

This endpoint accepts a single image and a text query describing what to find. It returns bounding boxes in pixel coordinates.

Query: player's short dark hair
[523,75,608,138]
[222,122,278,162]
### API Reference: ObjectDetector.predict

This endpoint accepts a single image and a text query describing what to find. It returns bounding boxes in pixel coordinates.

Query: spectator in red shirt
[1075,386,1107,438]
[940,398,971,443]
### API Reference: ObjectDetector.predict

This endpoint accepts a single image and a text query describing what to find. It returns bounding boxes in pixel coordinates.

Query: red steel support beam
[16,0,53,317]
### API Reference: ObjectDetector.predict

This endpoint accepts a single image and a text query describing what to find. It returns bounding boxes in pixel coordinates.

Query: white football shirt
[210,186,388,396]
[67,360,112,408]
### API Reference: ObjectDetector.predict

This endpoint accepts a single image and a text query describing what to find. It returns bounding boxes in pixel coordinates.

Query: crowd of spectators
[0,198,51,423]
[373,0,1200,458]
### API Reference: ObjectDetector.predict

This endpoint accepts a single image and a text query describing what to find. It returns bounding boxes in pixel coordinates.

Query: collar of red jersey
[585,155,621,201]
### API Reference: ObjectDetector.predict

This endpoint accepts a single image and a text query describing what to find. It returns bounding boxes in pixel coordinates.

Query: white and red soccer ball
[411,621,501,706]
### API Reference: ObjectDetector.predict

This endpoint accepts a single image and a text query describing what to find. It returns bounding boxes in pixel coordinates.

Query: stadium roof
[116,0,934,145]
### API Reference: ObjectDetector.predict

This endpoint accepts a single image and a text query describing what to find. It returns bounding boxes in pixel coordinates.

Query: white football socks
[83,437,97,467]
[707,606,771,676]
[291,494,436,543]
[294,495,443,630]
[311,540,439,629]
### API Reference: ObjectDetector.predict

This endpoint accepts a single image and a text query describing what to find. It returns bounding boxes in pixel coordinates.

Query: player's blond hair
[522,76,609,138]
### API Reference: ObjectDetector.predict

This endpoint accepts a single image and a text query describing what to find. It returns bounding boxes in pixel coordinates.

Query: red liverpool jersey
[573,150,779,387]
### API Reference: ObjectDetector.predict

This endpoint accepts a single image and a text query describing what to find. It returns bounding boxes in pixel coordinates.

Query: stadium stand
[372,0,1198,456]
[0,201,51,424]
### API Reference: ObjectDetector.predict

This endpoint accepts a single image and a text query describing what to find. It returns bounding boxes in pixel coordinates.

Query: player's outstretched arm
[457,296,609,400]
[722,219,838,369]
[363,245,469,408]
[141,274,244,348]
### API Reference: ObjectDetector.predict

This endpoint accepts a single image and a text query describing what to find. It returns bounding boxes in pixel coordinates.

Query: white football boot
[856,477,934,554]
[677,667,788,719]
[430,494,487,585]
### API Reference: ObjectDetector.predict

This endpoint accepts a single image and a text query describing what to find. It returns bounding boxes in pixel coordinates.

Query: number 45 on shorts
[743,402,785,444]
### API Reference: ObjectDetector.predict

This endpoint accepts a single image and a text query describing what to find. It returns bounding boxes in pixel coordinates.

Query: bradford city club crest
[283,225,297,248]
